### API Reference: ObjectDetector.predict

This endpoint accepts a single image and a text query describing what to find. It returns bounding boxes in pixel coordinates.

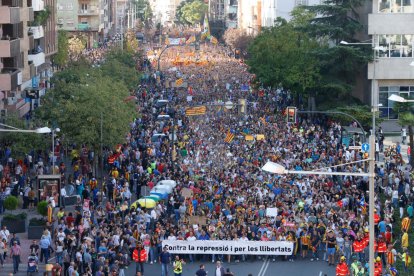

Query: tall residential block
[1,0,57,117]
[57,0,111,47]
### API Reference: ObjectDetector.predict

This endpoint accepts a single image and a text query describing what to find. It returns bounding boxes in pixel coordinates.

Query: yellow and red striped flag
[210,36,218,45]
[185,106,207,116]
[259,117,266,125]
[224,130,235,143]
[175,78,184,86]
[186,35,196,45]
[47,205,53,223]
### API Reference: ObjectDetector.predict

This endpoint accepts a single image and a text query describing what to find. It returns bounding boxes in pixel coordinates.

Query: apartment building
[368,0,414,121]
[0,0,57,118]
[57,0,109,47]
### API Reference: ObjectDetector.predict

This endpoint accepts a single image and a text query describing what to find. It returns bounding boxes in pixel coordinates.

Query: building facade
[56,0,108,46]
[1,0,57,118]
[368,0,414,120]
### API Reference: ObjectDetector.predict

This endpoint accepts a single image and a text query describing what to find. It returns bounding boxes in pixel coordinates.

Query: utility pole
[100,112,104,203]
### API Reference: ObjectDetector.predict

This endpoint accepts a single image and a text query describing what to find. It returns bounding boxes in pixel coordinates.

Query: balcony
[32,0,44,12]
[0,6,21,24]
[78,9,99,15]
[28,51,45,67]
[0,68,22,91]
[0,38,20,58]
[77,23,90,31]
[28,7,34,21]
[28,26,44,39]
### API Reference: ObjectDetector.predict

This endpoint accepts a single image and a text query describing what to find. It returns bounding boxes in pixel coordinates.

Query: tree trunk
[409,125,414,167]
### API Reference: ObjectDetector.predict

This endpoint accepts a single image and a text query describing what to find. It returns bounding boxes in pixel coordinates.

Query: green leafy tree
[53,30,69,68]
[37,201,48,217]
[176,0,207,25]
[300,0,372,104]
[394,100,414,166]
[247,17,321,103]
[330,105,383,130]
[101,50,140,90]
[4,196,18,211]
[0,113,48,159]
[36,60,136,159]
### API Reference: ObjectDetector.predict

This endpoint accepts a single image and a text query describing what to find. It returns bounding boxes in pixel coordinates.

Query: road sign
[361,143,370,152]
[348,146,361,150]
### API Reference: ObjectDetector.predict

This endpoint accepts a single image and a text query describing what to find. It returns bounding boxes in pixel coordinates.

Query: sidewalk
[383,136,409,164]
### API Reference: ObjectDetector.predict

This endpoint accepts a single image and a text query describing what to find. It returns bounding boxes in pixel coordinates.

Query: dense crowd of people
[0,31,413,276]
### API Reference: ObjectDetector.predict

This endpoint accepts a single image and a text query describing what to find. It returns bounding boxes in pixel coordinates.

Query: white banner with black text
[161,240,294,255]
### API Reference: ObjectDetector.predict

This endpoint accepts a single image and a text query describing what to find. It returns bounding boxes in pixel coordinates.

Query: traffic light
[238,99,246,114]
[286,107,297,123]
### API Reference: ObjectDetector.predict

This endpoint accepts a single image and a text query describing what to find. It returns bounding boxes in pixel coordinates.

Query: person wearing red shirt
[336,256,350,276]
[65,213,74,226]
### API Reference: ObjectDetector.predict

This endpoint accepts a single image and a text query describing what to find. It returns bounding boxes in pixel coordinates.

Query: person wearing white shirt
[187,233,196,262]
[0,226,9,242]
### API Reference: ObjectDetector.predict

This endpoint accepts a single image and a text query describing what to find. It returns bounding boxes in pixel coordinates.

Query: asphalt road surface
[125,258,336,276]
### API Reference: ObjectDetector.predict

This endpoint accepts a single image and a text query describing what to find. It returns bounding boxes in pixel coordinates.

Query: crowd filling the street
[0,29,413,276]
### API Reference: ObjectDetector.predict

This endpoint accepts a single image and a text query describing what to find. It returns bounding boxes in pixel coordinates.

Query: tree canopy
[53,30,69,68]
[0,113,49,159]
[133,0,153,28]
[35,51,138,152]
[176,0,208,25]
[247,5,371,108]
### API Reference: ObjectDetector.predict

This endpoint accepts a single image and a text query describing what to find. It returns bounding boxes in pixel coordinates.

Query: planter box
[1,218,26,233]
[28,224,53,240]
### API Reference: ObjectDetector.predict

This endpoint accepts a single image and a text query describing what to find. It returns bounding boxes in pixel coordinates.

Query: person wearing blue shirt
[39,235,51,264]
[159,246,171,276]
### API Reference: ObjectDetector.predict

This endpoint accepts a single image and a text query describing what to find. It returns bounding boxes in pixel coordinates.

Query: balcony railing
[78,9,99,15]
[28,26,44,39]
[0,6,20,24]
[0,38,20,58]
[0,68,22,91]
[77,23,90,31]
[32,0,44,12]
[28,51,45,67]
[28,7,34,21]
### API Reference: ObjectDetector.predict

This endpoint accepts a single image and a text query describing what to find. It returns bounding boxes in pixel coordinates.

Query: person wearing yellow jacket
[173,255,185,276]
[398,248,411,273]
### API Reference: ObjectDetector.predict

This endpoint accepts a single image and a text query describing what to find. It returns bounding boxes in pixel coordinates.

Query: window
[377,34,414,57]
[295,0,308,5]
[379,86,414,119]
[379,0,413,13]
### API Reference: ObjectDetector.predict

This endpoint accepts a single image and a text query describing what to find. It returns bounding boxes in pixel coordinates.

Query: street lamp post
[0,124,51,134]
[340,40,380,276]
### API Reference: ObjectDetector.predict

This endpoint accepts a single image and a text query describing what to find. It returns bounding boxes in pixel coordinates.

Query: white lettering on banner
[161,240,293,255]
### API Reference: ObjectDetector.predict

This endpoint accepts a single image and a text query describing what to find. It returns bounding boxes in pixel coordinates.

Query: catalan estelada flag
[47,205,53,223]
[224,130,235,143]
[175,78,184,86]
[186,35,196,45]
[185,106,206,116]
[210,36,218,44]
